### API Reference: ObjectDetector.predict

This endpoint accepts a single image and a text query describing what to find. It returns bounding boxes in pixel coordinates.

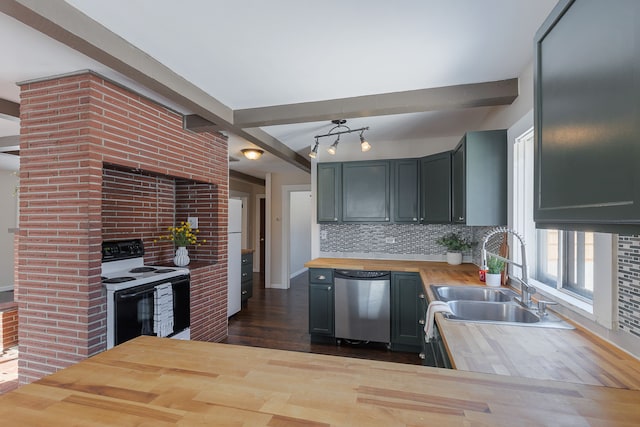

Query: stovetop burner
[154,268,175,273]
[103,277,136,284]
[130,267,157,273]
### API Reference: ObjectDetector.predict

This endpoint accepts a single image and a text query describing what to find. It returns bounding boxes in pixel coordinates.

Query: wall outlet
[320,230,328,240]
[385,237,396,244]
[188,217,198,229]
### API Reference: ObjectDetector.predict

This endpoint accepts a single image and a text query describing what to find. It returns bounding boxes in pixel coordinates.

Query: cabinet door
[392,159,420,223]
[452,140,466,224]
[317,163,341,223]
[534,0,640,232]
[308,283,334,336]
[390,272,424,351]
[342,161,390,222]
[420,152,452,223]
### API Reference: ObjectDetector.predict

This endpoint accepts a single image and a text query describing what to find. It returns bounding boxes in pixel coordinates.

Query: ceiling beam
[1,0,310,173]
[0,98,20,118]
[234,78,519,128]
[229,170,266,187]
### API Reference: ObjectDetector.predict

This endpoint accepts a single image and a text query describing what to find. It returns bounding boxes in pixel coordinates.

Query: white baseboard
[290,267,308,279]
[269,282,287,289]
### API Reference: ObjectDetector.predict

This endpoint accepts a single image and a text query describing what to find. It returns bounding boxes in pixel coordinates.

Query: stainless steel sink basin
[445,300,539,323]
[431,285,519,302]
[430,285,574,329]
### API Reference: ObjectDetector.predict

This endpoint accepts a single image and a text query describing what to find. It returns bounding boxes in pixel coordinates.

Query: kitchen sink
[431,285,518,302]
[430,285,574,329]
[445,300,539,323]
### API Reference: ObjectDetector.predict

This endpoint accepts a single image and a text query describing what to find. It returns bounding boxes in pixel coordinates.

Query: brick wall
[0,308,18,350]
[18,71,228,384]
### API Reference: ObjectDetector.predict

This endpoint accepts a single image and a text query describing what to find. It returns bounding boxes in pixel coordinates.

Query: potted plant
[486,256,505,287]
[436,232,474,265]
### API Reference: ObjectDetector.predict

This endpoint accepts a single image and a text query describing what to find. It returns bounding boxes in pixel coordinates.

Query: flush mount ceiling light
[309,119,371,158]
[241,148,264,160]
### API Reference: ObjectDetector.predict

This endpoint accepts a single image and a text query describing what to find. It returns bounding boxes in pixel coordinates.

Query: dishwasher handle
[334,269,390,280]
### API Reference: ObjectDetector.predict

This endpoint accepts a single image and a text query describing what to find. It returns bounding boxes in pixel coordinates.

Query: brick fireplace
[17,71,229,384]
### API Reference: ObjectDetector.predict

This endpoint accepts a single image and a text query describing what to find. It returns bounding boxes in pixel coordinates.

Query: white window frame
[511,127,617,330]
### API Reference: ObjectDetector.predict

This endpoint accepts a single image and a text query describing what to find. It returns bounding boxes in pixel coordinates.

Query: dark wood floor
[224,272,422,365]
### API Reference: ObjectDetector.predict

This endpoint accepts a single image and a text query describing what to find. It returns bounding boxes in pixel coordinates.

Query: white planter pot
[486,273,502,287]
[446,251,463,265]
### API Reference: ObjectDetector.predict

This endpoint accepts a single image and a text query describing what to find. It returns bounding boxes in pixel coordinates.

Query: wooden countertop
[241,248,255,255]
[1,336,639,426]
[306,258,640,390]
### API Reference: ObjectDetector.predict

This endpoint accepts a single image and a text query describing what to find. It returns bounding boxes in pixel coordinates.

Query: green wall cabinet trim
[534,0,640,232]
[392,159,420,223]
[420,151,452,223]
[308,269,335,336]
[342,161,391,222]
[452,130,507,226]
[317,163,342,223]
[390,272,425,352]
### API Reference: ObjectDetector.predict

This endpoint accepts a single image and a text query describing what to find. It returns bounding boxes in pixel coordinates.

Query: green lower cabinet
[390,272,425,352]
[308,269,335,337]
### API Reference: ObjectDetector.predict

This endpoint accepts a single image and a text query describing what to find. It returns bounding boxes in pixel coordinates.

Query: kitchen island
[1,335,639,426]
[306,258,640,390]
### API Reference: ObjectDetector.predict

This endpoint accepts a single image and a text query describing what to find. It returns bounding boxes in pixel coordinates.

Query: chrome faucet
[481,227,537,308]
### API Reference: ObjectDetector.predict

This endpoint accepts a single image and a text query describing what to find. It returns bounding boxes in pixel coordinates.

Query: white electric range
[102,239,191,349]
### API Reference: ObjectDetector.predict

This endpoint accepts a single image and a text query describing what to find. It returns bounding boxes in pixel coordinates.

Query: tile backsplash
[319,223,498,264]
[618,235,640,338]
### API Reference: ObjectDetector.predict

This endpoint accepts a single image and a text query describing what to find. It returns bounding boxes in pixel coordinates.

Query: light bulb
[327,138,339,155]
[360,135,371,152]
[309,141,319,158]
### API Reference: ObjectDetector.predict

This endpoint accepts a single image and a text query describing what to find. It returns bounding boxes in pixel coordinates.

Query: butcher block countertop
[1,336,640,426]
[306,258,640,391]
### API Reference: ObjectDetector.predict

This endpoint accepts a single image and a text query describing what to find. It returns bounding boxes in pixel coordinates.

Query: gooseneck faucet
[481,227,537,308]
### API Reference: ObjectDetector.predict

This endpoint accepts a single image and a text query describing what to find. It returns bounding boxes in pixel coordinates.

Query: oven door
[114,276,190,346]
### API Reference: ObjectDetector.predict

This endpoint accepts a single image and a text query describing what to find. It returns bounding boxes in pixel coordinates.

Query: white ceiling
[0,0,559,177]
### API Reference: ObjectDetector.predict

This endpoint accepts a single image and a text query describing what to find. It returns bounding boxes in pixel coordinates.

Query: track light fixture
[309,119,371,158]
[309,139,319,159]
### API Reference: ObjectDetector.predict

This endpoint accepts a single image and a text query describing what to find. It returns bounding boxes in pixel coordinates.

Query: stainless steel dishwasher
[334,269,391,345]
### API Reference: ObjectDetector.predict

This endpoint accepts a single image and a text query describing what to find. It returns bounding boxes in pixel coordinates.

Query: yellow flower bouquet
[157,222,205,247]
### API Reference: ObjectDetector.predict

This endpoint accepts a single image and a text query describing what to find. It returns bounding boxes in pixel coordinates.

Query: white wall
[290,191,311,278]
[268,170,311,288]
[0,167,18,291]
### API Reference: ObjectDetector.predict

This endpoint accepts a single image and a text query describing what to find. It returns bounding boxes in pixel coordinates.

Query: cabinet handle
[242,259,247,263]
[316,275,326,280]
[385,217,389,221]
[418,293,425,299]
[419,319,425,325]
[242,273,248,277]
[412,217,417,221]
[420,217,424,221]
[419,352,425,360]
[241,290,247,295]
[458,216,464,221]
[328,286,332,290]
[333,217,338,221]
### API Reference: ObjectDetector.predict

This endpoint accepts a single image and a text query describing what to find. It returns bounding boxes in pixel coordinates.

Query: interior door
[259,197,265,274]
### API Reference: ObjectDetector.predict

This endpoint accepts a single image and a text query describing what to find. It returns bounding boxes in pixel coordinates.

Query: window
[512,128,613,310]
[536,229,593,300]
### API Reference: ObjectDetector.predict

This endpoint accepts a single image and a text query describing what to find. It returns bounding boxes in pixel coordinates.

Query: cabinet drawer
[241,264,252,282]
[241,252,253,265]
[308,268,333,284]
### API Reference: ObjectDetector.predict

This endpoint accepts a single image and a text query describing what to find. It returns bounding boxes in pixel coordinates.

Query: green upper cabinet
[317,163,341,223]
[342,161,390,222]
[392,159,420,223]
[420,152,452,223]
[452,130,507,226]
[534,0,640,232]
